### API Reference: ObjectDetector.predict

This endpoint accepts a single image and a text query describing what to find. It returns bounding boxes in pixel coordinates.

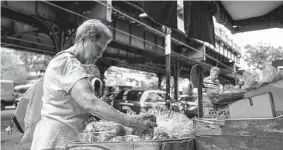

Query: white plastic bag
[20,77,44,144]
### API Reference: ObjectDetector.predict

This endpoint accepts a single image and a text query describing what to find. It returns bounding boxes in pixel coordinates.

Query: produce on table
[260,64,283,85]
[78,108,194,143]
[108,135,142,142]
[108,136,125,142]
[146,108,194,139]
[122,135,142,142]
[241,72,258,90]
[78,121,127,142]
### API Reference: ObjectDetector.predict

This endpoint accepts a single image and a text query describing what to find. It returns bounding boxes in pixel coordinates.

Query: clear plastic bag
[260,64,278,84]
[79,121,126,142]
[123,135,142,142]
[147,108,194,139]
[108,136,125,142]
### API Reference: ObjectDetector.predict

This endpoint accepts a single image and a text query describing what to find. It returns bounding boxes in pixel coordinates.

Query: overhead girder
[118,63,165,75]
[32,16,60,52]
[3,36,54,48]
[102,54,166,72]
[1,4,61,54]
[1,42,54,55]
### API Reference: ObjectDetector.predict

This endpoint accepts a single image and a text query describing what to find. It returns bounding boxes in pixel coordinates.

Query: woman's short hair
[75,19,113,44]
[211,67,220,73]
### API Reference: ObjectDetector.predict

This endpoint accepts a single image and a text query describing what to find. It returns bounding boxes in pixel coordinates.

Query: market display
[78,108,194,143]
[241,65,283,90]
[260,64,283,85]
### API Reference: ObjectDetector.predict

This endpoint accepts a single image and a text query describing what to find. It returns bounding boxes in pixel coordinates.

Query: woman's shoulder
[47,52,81,74]
[50,52,78,66]
[54,51,76,60]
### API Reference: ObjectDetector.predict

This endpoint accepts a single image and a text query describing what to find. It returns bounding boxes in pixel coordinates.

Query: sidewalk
[1,131,31,150]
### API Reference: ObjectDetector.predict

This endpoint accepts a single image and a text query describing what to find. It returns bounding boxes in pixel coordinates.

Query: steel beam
[1,42,54,55]
[4,36,54,48]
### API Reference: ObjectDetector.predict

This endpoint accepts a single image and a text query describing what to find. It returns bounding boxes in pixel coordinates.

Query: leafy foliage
[243,44,283,70]
[18,51,52,72]
[1,49,28,84]
[1,48,52,85]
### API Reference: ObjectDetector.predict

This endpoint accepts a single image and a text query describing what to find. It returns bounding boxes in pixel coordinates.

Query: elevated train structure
[1,1,282,100]
[2,1,283,149]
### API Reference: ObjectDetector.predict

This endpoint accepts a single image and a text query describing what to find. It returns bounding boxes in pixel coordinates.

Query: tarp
[129,1,178,29]
[184,1,215,45]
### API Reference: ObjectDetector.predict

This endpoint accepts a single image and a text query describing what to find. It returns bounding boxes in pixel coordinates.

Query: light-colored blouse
[31,52,89,149]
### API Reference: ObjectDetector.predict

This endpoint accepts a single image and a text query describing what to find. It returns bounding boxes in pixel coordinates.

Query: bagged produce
[123,135,142,142]
[241,72,258,89]
[108,136,125,142]
[147,108,194,139]
[259,65,283,85]
[79,121,126,143]
[260,64,278,84]
[108,135,141,142]
[79,108,194,143]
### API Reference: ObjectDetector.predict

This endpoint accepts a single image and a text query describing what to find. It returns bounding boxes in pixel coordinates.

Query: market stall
[65,65,283,150]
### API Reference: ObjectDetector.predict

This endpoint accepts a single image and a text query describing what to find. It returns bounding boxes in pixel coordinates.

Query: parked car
[113,89,172,114]
[1,80,15,110]
[102,92,118,106]
[14,84,32,107]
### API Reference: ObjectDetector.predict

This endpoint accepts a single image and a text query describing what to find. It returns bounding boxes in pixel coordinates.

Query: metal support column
[173,63,180,101]
[190,64,204,118]
[163,26,171,100]
[233,63,237,85]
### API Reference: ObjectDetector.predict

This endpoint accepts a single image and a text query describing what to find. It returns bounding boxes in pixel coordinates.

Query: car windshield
[114,90,126,100]
[146,92,165,102]
[126,91,143,101]
[180,96,196,102]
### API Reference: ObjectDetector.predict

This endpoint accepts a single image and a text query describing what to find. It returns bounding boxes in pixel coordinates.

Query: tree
[243,44,283,70]
[1,49,28,84]
[1,48,53,84]
[18,51,52,72]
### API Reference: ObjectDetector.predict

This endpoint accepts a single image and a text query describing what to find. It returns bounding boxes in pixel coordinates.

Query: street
[1,106,31,150]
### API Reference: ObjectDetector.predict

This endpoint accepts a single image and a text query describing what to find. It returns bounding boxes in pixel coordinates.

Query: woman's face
[82,34,111,64]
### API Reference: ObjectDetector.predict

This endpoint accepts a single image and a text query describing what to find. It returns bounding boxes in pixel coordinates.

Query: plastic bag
[20,77,44,144]
[79,121,126,142]
[242,72,258,89]
[260,64,278,84]
[123,135,142,142]
[146,108,194,139]
[108,136,125,142]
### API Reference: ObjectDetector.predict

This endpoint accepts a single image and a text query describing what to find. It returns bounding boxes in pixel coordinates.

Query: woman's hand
[126,113,157,134]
